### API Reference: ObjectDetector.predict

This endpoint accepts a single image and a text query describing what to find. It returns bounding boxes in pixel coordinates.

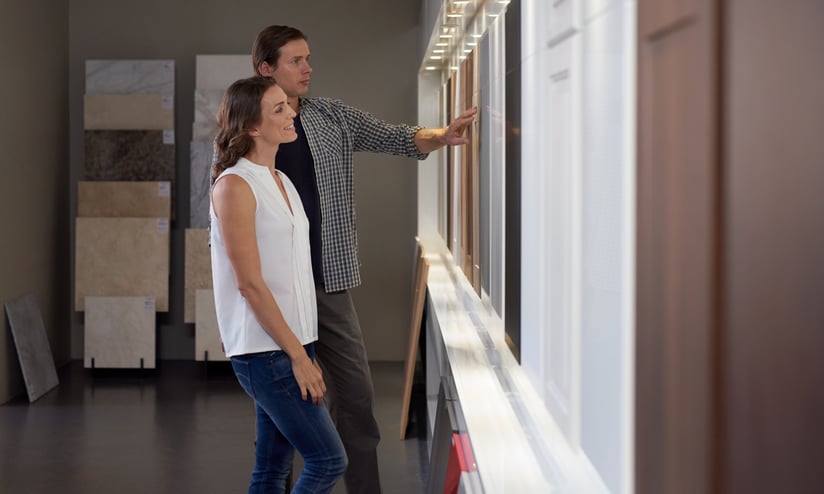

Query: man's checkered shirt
[298,97,428,293]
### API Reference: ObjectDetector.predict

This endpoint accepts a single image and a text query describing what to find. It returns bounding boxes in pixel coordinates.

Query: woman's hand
[291,353,326,405]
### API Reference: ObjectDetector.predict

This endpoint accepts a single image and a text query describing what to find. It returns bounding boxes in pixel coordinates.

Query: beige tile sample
[84,94,174,130]
[185,228,212,323]
[84,296,156,368]
[195,289,227,361]
[75,218,170,311]
[78,181,171,217]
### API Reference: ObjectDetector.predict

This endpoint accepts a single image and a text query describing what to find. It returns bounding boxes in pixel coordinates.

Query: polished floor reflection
[0,360,427,493]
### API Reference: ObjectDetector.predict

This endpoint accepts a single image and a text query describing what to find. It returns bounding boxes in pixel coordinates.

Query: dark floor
[0,360,428,493]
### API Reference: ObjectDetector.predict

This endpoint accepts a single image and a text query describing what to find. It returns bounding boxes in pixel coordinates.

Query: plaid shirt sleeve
[299,98,427,292]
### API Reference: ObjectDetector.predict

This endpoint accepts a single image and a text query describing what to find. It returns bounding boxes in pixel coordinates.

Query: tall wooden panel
[636,0,721,492]
[724,1,824,492]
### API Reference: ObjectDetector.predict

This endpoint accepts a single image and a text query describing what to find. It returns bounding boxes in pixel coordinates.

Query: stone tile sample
[75,217,170,311]
[4,295,59,402]
[195,55,253,90]
[85,59,174,96]
[84,94,174,130]
[84,296,156,369]
[192,89,224,140]
[84,130,175,182]
[185,228,212,323]
[190,140,213,228]
[78,181,171,218]
[195,289,227,361]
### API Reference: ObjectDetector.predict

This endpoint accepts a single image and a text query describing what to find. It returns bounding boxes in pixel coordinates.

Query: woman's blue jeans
[231,343,347,494]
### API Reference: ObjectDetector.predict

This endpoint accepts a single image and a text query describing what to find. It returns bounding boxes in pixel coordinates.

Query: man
[252,25,477,493]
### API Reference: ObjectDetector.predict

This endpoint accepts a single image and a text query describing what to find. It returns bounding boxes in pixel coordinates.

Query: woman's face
[254,84,297,146]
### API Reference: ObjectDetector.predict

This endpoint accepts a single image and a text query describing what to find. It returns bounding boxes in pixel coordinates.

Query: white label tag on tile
[163,129,174,144]
[144,298,156,312]
[157,181,171,197]
[157,218,169,233]
[161,95,174,109]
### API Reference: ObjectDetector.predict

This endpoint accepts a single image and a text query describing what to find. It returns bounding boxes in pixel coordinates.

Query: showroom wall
[68,0,423,361]
[0,0,71,403]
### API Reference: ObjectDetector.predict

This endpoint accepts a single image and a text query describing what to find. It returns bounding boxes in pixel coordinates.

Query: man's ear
[258,62,275,78]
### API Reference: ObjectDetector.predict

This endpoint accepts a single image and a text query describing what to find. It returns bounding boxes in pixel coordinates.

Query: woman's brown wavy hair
[211,76,277,184]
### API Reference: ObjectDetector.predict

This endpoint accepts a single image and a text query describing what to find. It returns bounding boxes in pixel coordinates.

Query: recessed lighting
[439,34,453,38]
[436,42,448,46]
[471,34,483,38]
[464,49,472,53]
[434,49,445,53]
[425,66,437,71]
[453,1,470,4]
[467,42,477,46]
[430,55,443,60]
[447,14,462,18]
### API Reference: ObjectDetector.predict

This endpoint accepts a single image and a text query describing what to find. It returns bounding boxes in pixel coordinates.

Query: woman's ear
[248,128,260,137]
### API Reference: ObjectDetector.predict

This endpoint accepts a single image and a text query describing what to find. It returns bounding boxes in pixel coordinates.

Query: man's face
[259,39,312,98]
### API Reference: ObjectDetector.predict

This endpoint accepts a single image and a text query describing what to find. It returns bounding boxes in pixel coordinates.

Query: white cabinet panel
[548,0,582,46]
[545,36,582,446]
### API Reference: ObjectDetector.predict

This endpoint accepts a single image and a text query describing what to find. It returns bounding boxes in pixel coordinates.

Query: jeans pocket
[231,359,255,399]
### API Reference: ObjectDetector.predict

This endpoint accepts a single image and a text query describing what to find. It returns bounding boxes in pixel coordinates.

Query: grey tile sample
[84,130,175,182]
[78,181,171,218]
[85,59,174,96]
[75,217,170,311]
[190,140,213,228]
[84,94,174,130]
[195,55,253,90]
[4,295,59,402]
[195,289,226,361]
[84,296,156,369]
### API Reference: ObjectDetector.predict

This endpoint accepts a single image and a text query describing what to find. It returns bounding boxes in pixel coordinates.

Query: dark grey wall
[68,0,422,361]
[0,0,71,403]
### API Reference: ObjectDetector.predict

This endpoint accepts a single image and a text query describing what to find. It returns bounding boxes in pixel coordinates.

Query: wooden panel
[636,0,719,492]
[724,1,824,492]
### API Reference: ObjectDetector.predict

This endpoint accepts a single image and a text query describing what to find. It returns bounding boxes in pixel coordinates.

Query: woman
[210,76,347,493]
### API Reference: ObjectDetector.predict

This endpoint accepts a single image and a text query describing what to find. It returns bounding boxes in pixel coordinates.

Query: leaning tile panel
[84,296,156,369]
[184,228,212,323]
[190,141,214,228]
[195,289,226,361]
[84,130,175,182]
[4,295,59,402]
[78,181,171,218]
[195,55,253,90]
[75,218,170,311]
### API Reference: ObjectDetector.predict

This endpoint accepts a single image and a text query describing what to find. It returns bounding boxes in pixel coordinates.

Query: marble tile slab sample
[85,59,174,96]
[84,296,156,369]
[195,289,227,361]
[4,295,59,402]
[192,89,224,140]
[185,228,213,323]
[75,217,170,311]
[195,55,253,90]
[78,181,171,217]
[190,140,213,228]
[84,94,174,130]
[84,130,175,182]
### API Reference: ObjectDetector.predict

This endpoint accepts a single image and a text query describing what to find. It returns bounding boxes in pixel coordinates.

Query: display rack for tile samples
[76,60,175,369]
[186,55,252,361]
